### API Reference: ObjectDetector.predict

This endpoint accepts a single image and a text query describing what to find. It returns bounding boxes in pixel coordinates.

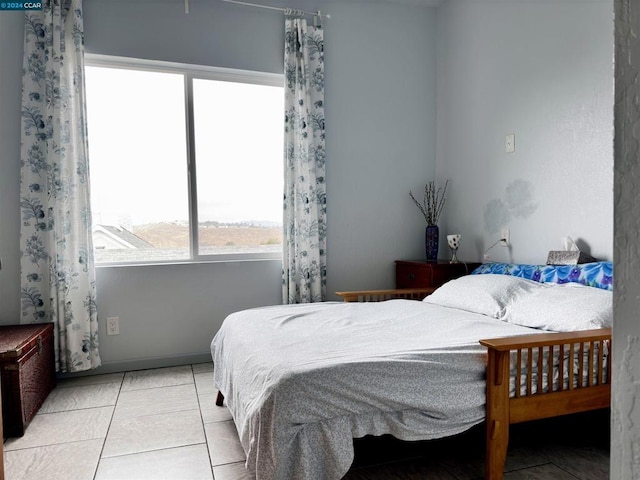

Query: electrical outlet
[500,228,510,247]
[106,317,120,336]
[505,134,515,153]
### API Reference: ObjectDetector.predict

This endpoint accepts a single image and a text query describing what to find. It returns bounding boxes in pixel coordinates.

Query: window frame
[85,54,284,266]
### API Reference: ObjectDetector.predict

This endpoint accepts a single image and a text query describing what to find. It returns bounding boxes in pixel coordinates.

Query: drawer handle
[407,273,416,280]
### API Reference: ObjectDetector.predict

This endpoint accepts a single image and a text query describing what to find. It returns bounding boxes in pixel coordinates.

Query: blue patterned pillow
[471,261,613,291]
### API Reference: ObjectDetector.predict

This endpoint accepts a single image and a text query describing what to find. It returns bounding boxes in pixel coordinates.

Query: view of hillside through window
[85,63,284,264]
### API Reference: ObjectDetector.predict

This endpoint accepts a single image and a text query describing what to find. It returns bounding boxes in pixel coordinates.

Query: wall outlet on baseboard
[106,317,120,336]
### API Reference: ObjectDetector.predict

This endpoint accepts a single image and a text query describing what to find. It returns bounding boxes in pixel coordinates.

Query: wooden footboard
[480,328,611,480]
[335,288,435,302]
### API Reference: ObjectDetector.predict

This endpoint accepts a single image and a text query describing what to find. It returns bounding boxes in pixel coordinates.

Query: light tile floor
[3,364,609,480]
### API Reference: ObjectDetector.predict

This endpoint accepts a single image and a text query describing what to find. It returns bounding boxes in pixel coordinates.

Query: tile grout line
[85,364,213,479]
[92,373,125,480]
[552,462,589,480]
[98,441,209,460]
[3,436,107,454]
[3,405,118,454]
[34,380,122,414]
[192,364,217,480]
[119,380,196,393]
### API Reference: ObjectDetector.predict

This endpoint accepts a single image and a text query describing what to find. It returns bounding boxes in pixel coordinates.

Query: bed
[211,261,612,480]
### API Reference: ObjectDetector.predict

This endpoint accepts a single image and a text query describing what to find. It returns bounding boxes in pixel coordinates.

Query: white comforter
[211,300,541,480]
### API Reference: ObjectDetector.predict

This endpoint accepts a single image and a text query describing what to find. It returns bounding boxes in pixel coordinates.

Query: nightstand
[395,260,481,289]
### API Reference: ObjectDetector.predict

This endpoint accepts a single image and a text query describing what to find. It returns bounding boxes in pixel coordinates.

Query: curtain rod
[218,0,330,19]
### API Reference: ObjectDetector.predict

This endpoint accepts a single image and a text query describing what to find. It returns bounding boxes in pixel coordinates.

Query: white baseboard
[57,352,213,379]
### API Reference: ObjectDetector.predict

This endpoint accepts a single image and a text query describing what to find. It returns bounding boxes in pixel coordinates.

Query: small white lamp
[447,234,461,264]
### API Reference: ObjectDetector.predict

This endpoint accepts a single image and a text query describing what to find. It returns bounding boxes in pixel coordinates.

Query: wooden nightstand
[335,261,481,303]
[395,260,481,289]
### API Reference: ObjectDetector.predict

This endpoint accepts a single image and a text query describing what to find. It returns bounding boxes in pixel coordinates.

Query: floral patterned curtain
[20,0,100,373]
[282,13,326,304]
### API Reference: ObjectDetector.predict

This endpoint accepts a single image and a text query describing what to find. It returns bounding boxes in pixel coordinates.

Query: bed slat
[558,344,565,392]
[537,346,543,394]
[527,348,533,395]
[589,341,595,387]
[515,349,522,398]
[579,342,585,388]
[569,343,575,390]
[335,288,435,302]
[547,345,554,393]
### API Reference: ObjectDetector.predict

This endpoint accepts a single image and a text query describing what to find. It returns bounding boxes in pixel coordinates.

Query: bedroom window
[85,56,284,265]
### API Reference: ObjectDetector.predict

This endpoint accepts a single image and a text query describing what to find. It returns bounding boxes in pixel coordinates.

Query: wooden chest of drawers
[395,260,481,289]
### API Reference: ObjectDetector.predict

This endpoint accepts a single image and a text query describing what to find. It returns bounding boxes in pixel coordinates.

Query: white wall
[435,0,614,264]
[612,0,640,476]
[0,1,438,371]
[94,260,283,371]
[324,2,438,291]
[0,13,24,325]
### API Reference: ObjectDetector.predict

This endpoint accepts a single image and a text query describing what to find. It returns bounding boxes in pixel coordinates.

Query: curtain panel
[282,14,326,304]
[20,0,100,373]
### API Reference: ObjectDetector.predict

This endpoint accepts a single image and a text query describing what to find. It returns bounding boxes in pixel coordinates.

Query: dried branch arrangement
[409,180,449,226]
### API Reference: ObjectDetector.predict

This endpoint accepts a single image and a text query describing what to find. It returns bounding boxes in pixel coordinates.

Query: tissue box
[546,251,597,265]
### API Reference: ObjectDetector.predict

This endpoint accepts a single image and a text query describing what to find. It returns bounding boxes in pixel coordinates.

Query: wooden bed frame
[216,289,611,480]
[334,288,436,302]
[480,327,610,479]
[335,289,611,480]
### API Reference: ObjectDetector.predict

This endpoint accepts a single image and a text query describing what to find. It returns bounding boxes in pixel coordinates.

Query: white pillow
[504,282,612,332]
[423,274,545,319]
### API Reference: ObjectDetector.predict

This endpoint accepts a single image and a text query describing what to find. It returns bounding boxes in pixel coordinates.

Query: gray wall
[435,0,614,264]
[0,13,24,326]
[613,0,640,475]
[0,1,437,370]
